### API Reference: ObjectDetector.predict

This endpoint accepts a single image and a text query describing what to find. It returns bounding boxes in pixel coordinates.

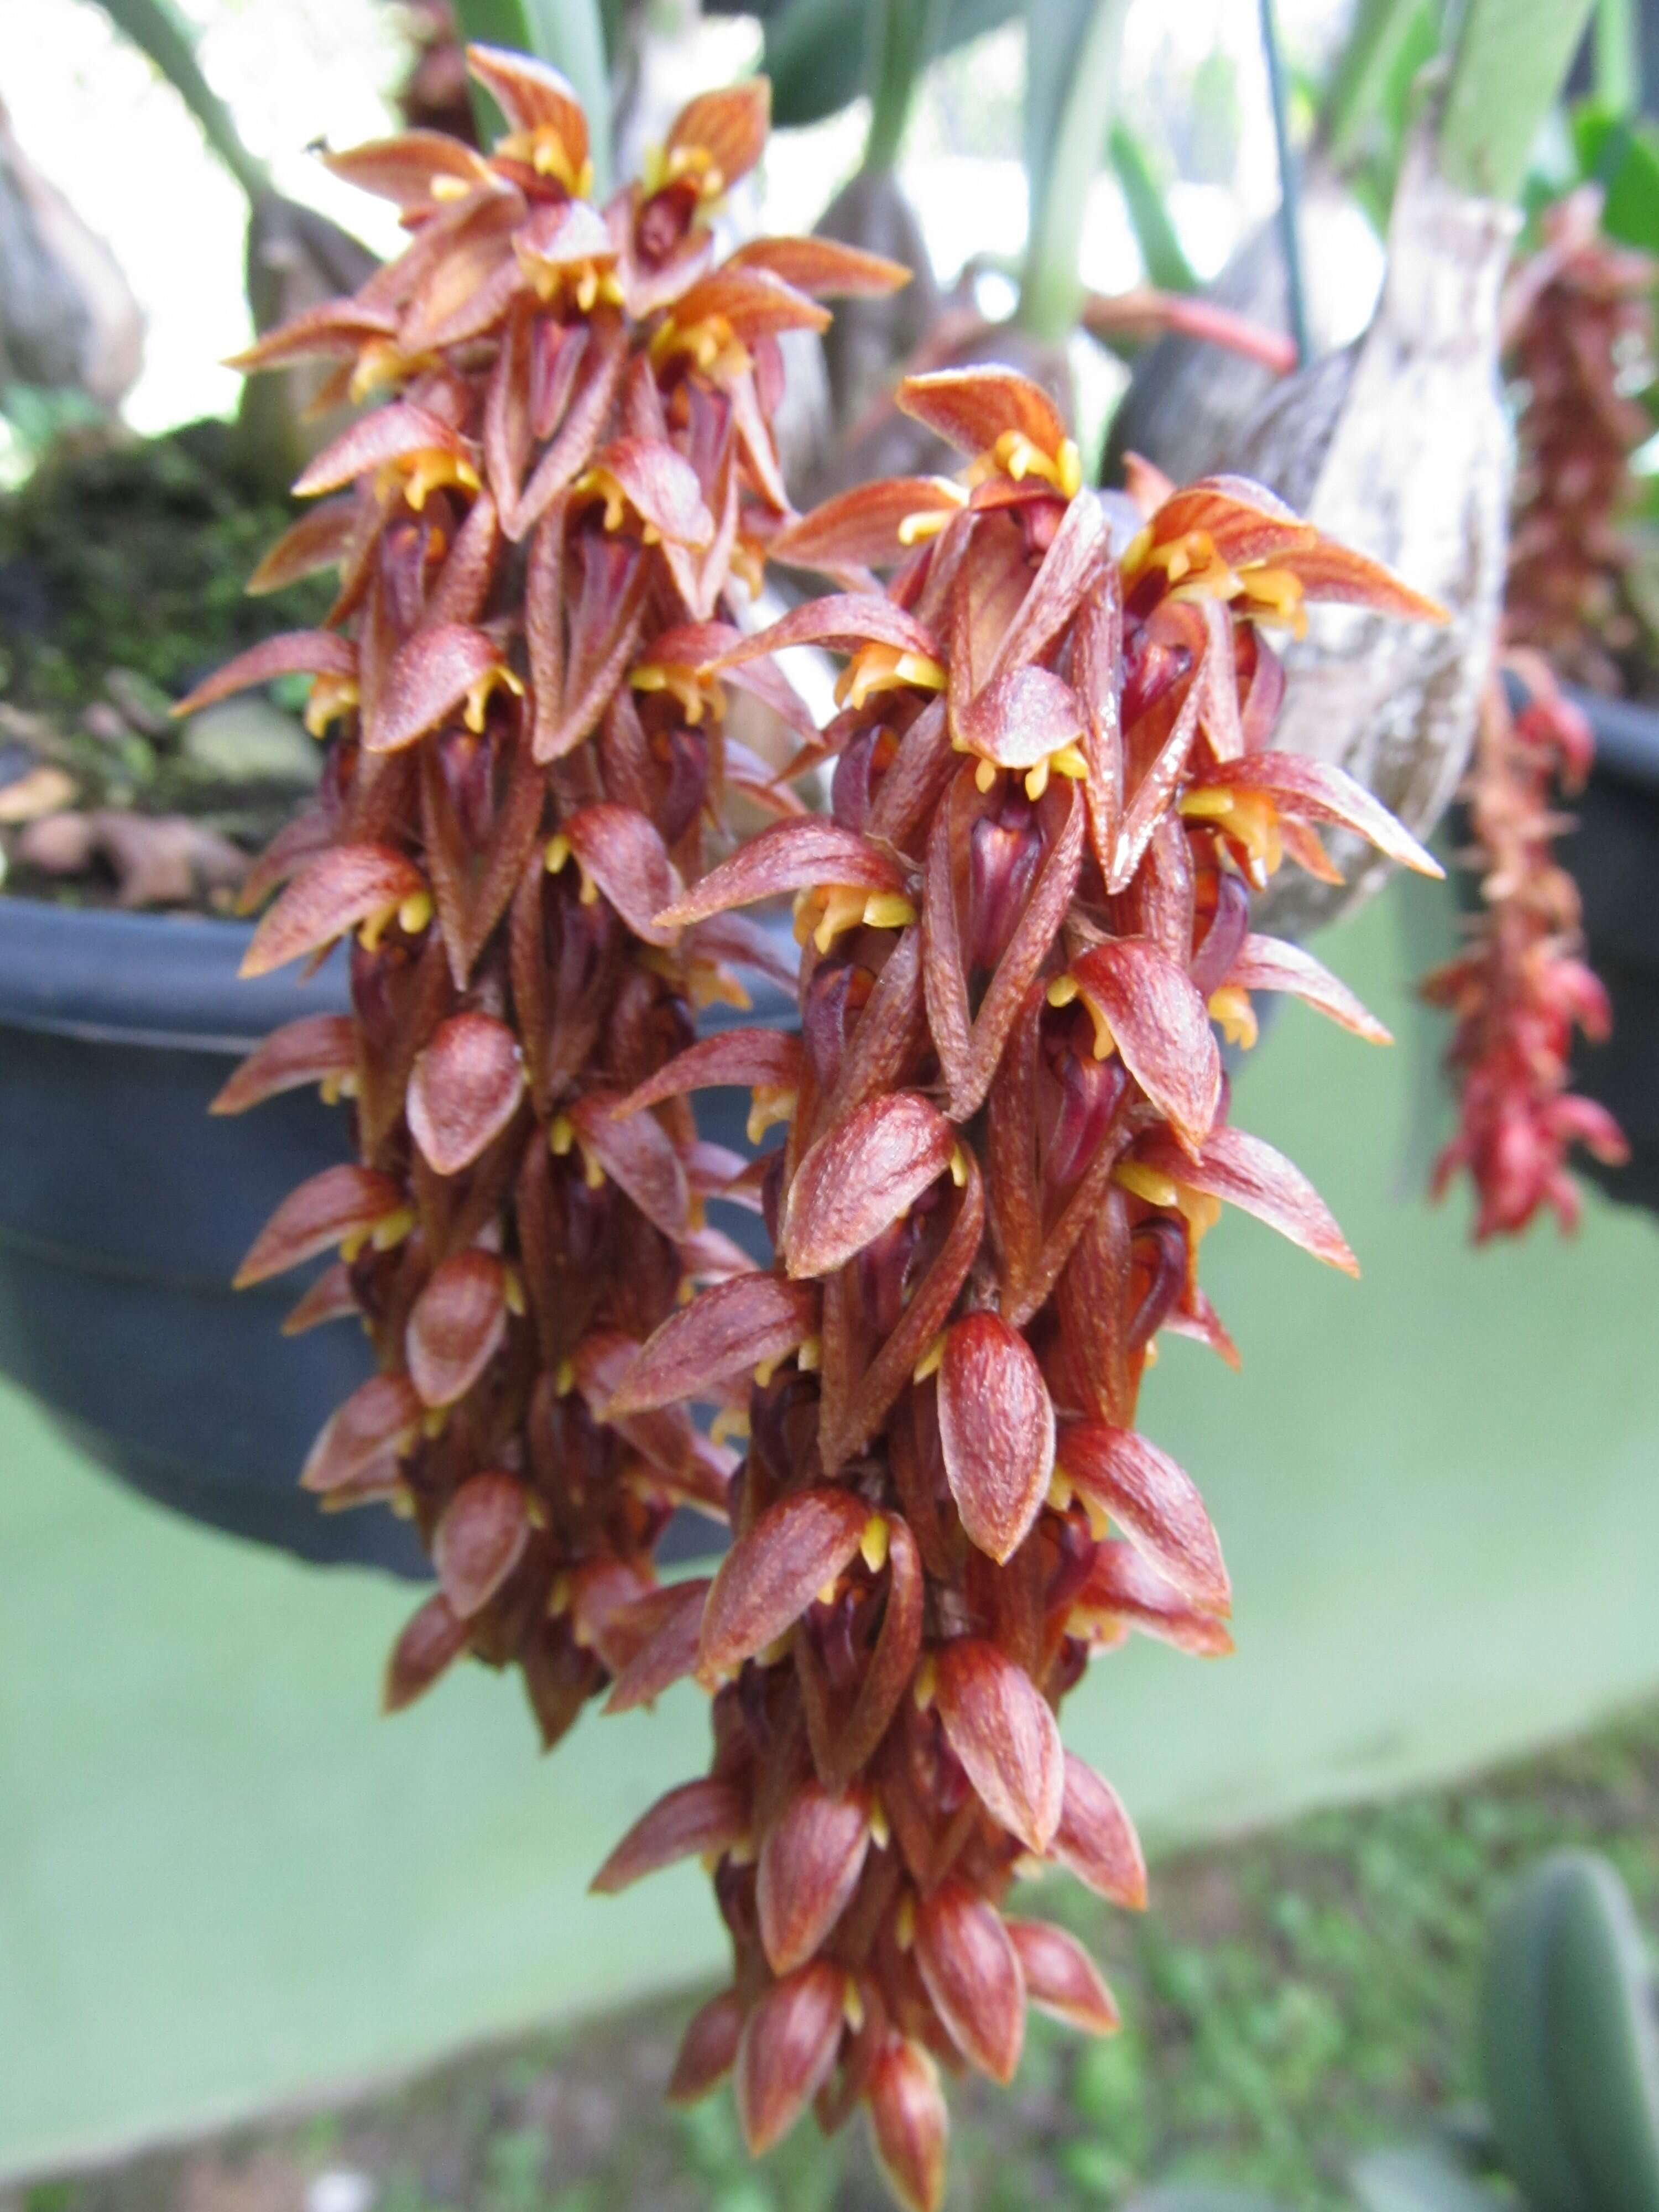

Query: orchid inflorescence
[1425,661,1627,1240]
[596,388,1442,2200]
[193,54,1444,2211]
[186,49,908,1736]
[1425,188,1641,1241]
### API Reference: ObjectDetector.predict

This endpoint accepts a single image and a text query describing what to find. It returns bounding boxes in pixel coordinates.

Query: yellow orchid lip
[967,429,1082,500]
[515,247,625,314]
[630,660,724,725]
[374,448,481,512]
[648,311,752,384]
[495,127,594,199]
[304,671,360,738]
[833,642,947,712]
[1180,786,1284,886]
[641,140,726,205]
[792,883,917,954]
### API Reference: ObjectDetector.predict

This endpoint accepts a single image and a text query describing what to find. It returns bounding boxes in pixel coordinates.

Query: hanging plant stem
[97,0,268,202]
[1595,0,1639,116]
[1258,0,1310,368]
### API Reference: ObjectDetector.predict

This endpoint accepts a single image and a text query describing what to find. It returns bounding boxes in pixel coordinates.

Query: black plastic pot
[0,900,785,1573]
[1563,688,1659,1217]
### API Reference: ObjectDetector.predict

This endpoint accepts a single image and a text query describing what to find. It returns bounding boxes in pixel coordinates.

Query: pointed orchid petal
[241,846,426,978]
[728,235,910,298]
[658,818,907,929]
[1057,1425,1229,1613]
[665,77,770,184]
[734,1961,846,2156]
[935,1637,1064,1853]
[670,265,830,346]
[699,1488,870,1677]
[383,1590,468,1713]
[467,43,588,152]
[406,1013,525,1176]
[1005,1922,1119,2035]
[898,367,1068,465]
[246,500,360,595]
[570,1091,690,1240]
[1071,938,1221,1156]
[808,1515,923,1795]
[608,1274,818,1415]
[434,1470,530,1616]
[706,593,940,670]
[1136,1123,1359,1275]
[668,1989,745,2103]
[590,1778,748,1894]
[234,1164,405,1287]
[1227,935,1391,1044]
[301,1372,422,1494]
[293,403,473,499]
[226,299,398,373]
[210,1015,356,1115]
[171,630,354,719]
[1052,1751,1147,1907]
[603,1579,712,1713]
[405,1250,508,1407]
[323,129,493,209]
[937,1314,1053,1563]
[1188,752,1443,877]
[1143,475,1312,568]
[281,1263,358,1338]
[954,666,1084,770]
[591,436,715,549]
[914,1878,1025,2083]
[1077,1541,1235,1656]
[771,479,964,575]
[782,1093,956,1280]
[758,1781,871,1974]
[559,804,680,946]
[371,624,504,753]
[614,1030,802,1118]
[866,2039,948,2212]
[1285,535,1447,622]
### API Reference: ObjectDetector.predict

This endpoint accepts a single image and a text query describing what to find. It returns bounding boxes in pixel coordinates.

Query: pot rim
[1563,685,1659,794]
[0,896,797,1052]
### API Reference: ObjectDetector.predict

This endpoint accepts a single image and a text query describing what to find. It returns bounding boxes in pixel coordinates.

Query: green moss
[0,420,330,720]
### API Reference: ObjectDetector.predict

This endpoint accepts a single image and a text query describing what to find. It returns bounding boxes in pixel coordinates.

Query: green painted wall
[3,880,1656,2178]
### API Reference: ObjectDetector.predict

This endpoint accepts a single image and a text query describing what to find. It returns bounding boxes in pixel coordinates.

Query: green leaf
[1348,2143,1511,2212]
[1542,1852,1659,2212]
[764,0,1016,131]
[1480,1855,1596,2212]
[1572,103,1659,253]
[1019,0,1131,341]
[1438,0,1599,204]
[1108,121,1198,293]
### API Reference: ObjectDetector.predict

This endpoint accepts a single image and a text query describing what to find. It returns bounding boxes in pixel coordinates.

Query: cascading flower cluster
[1427,187,1642,1239]
[1503,185,1655,686]
[598,369,1443,2210]
[180,50,905,1736]
[1425,664,1627,1239]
